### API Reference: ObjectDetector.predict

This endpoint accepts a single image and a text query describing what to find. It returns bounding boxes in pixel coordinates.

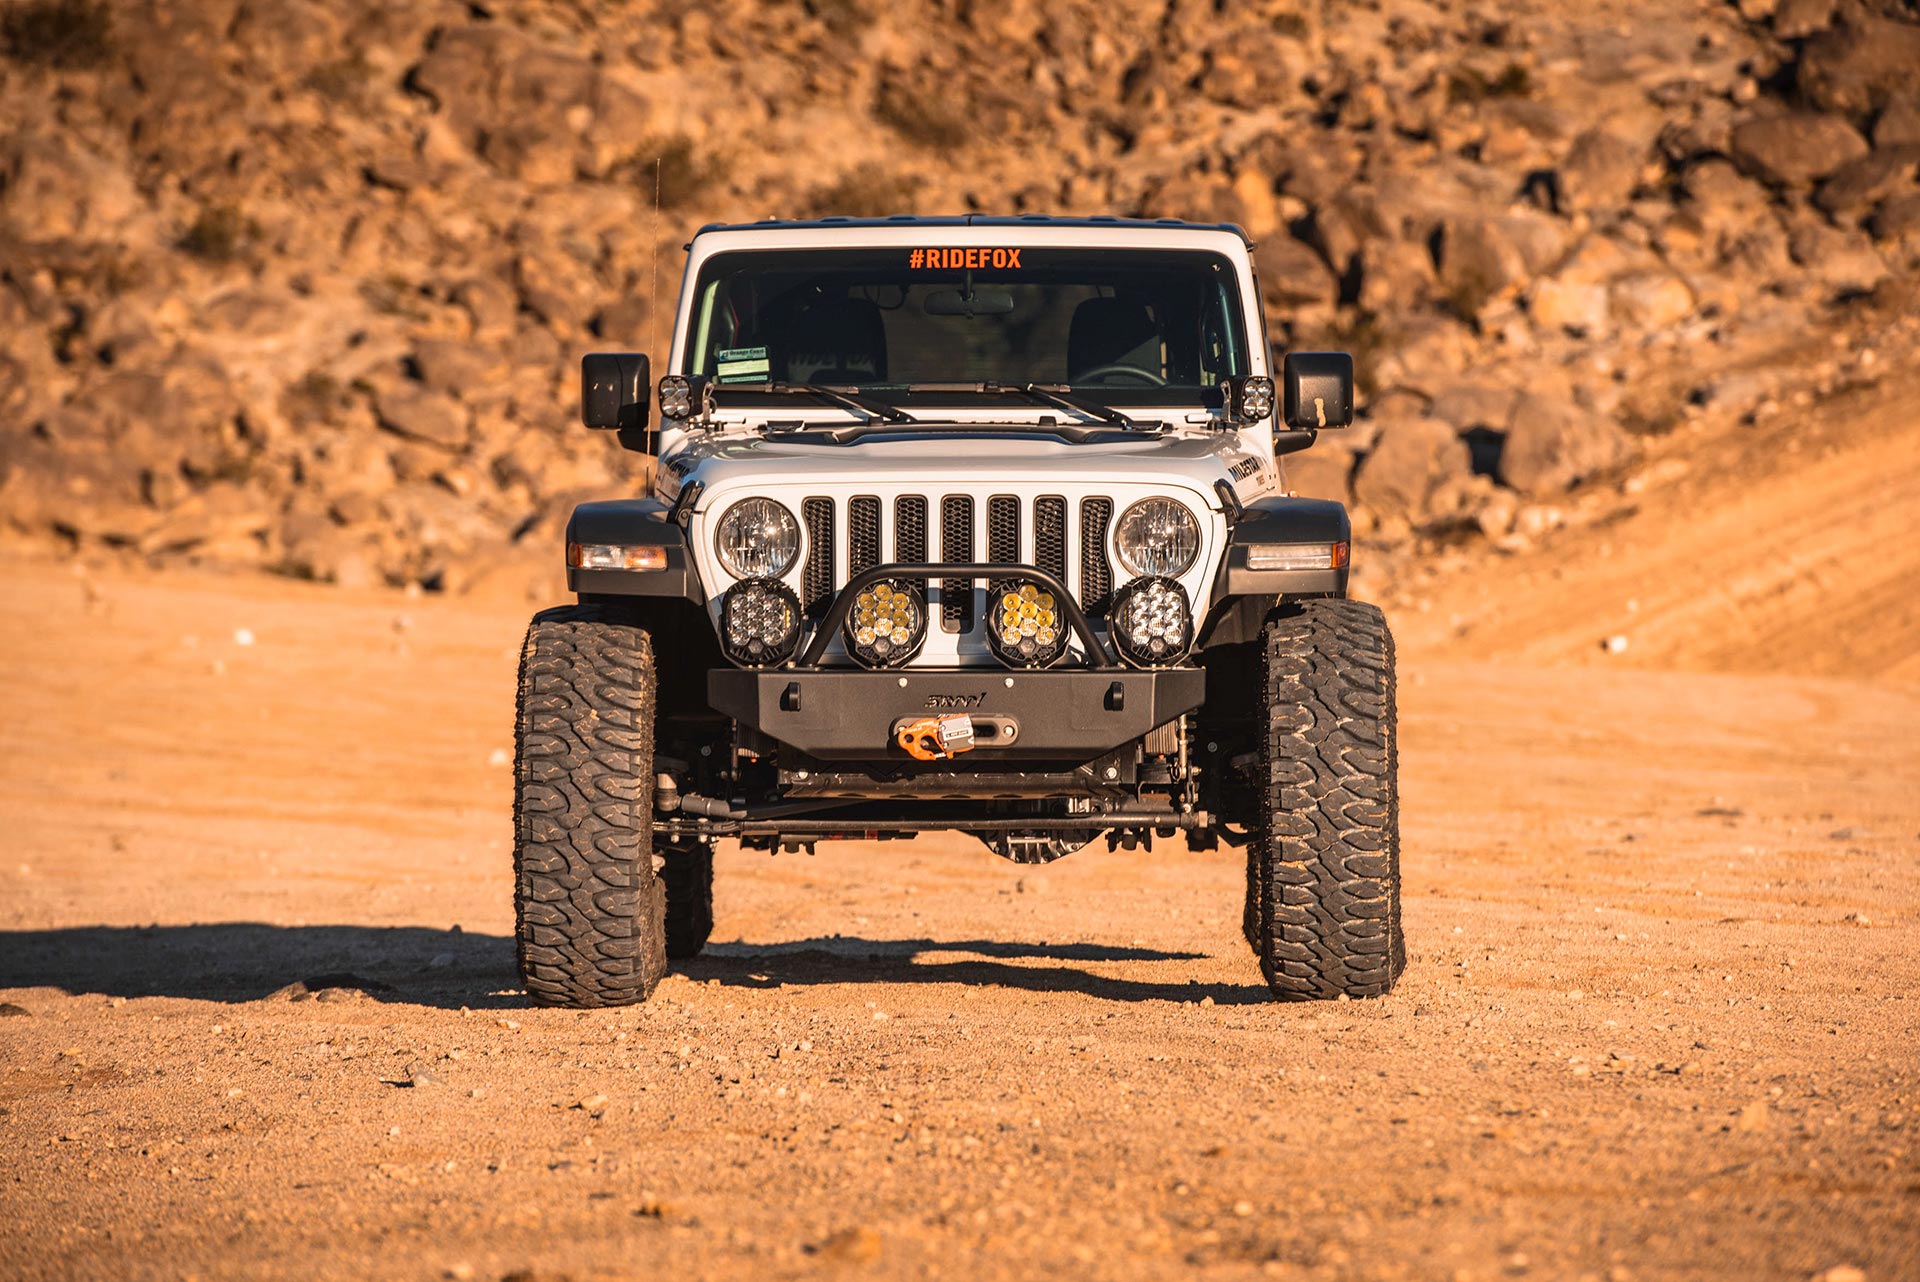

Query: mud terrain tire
[1247,599,1405,999]
[512,605,667,1007]
[661,843,715,959]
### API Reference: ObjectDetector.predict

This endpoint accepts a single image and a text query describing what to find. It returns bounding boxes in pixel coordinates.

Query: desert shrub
[807,164,919,219]
[177,205,256,263]
[1,0,111,68]
[630,135,720,211]
[1445,61,1532,106]
[874,79,970,149]
[305,53,374,102]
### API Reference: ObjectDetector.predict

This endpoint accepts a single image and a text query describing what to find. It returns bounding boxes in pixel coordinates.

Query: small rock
[405,1064,443,1088]
[1813,1267,1867,1282]
[576,1093,610,1115]
[1602,635,1630,655]
[1735,1100,1770,1132]
[814,1227,883,1263]
[232,628,255,647]
[0,1002,30,1017]
[1556,128,1645,213]
[426,952,457,970]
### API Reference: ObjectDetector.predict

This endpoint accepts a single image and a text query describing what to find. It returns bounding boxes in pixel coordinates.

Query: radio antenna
[649,155,661,360]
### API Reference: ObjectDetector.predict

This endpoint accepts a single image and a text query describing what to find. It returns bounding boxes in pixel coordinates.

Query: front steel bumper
[708,667,1205,761]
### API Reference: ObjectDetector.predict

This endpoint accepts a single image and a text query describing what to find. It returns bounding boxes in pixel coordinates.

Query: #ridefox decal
[909,248,1022,269]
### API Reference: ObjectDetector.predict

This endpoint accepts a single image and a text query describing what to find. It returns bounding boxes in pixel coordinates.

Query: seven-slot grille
[797,493,1116,635]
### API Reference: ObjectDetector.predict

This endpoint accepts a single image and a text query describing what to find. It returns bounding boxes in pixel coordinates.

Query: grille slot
[987,495,1020,565]
[894,496,928,562]
[1034,496,1067,584]
[940,495,974,633]
[1079,497,1114,613]
[801,497,834,616]
[849,496,881,575]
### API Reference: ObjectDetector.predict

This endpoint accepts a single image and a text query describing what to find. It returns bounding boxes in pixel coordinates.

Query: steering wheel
[1071,363,1167,387]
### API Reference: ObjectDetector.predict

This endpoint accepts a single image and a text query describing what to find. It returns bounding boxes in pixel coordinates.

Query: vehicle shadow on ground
[685,937,1273,1005]
[0,925,1269,1007]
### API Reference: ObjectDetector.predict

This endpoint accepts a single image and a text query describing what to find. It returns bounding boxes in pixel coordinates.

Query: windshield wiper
[981,382,1135,429]
[761,382,915,424]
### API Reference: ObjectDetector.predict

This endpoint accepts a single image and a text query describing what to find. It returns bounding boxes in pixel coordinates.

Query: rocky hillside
[2,0,1916,597]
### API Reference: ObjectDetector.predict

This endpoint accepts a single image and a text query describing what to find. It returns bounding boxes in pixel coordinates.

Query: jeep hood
[657,427,1276,502]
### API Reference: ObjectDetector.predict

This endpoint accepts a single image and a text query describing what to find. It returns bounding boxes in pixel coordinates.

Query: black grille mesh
[987,496,1020,565]
[849,496,881,575]
[940,495,974,632]
[895,496,928,562]
[1079,497,1114,613]
[1034,496,1067,584]
[801,498,833,616]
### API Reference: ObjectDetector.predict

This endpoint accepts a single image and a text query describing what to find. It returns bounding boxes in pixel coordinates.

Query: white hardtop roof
[686,216,1253,256]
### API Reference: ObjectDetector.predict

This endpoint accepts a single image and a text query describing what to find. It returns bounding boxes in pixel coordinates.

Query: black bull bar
[707,562,1205,761]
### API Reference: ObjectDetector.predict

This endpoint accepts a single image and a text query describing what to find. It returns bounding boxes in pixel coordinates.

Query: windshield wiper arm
[764,382,915,424]
[982,382,1135,429]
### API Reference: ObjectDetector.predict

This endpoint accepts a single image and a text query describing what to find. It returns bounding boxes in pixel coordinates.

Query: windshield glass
[682,247,1248,406]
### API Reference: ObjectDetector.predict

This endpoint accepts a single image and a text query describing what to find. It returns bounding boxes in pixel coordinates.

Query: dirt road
[3,379,1919,1281]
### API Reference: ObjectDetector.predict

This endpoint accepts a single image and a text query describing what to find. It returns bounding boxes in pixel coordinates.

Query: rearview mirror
[924,288,1015,317]
[1281,351,1353,430]
[581,352,650,430]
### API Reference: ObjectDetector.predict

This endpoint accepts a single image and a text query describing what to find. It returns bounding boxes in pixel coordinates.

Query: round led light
[1108,576,1193,668]
[1114,498,1200,578]
[713,497,800,580]
[842,578,927,669]
[985,578,1068,669]
[719,578,801,667]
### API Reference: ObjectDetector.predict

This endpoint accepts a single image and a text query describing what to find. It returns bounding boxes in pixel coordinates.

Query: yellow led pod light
[985,579,1068,669]
[841,577,929,669]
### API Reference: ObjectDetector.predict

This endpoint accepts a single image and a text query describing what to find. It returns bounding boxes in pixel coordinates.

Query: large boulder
[1729,111,1870,187]
[1499,394,1631,497]
[374,384,471,451]
[1253,235,1339,310]
[1352,417,1471,521]
[1798,17,1920,121]
[1815,146,1920,221]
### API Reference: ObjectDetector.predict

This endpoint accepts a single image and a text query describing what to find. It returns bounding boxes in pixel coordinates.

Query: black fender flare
[565,498,704,602]
[1199,496,1350,648]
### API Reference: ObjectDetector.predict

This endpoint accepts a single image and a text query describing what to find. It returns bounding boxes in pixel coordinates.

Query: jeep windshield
[681,247,1249,412]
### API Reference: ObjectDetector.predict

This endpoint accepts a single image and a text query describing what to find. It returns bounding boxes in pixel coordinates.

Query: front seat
[780,298,888,384]
[1067,297,1161,383]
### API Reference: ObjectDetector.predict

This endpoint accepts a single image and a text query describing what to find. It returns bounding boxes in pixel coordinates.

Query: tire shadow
[0,925,1271,1008]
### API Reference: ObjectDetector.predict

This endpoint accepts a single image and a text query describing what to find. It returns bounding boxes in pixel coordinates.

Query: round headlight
[714,498,799,580]
[1114,498,1200,578]
[842,578,928,669]
[1109,576,1193,667]
[720,578,801,667]
[986,579,1067,669]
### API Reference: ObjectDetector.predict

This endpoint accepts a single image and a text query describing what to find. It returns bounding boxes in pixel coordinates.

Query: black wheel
[512,604,668,1008]
[660,842,715,959]
[1246,599,1405,1000]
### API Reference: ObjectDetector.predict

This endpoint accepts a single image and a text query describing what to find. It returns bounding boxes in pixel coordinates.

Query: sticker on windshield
[715,346,770,383]
[909,248,1022,269]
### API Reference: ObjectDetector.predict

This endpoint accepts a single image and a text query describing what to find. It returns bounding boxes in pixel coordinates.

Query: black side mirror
[581,353,650,430]
[1281,351,1353,430]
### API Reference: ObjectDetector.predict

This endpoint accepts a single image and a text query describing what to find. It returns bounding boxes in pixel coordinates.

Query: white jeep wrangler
[515,216,1403,1006]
